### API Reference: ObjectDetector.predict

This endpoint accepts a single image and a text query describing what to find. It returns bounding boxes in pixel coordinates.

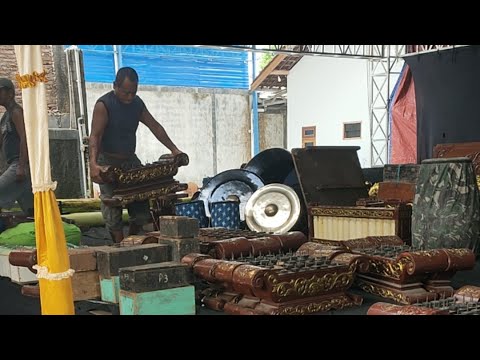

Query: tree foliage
[259,51,275,70]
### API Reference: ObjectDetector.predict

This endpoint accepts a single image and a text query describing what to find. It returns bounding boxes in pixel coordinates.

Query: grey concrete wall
[215,93,251,172]
[85,83,251,187]
[49,129,83,199]
[259,111,286,151]
[0,130,83,200]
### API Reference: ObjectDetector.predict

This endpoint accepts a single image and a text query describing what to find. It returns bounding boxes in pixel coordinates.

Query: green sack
[0,222,81,247]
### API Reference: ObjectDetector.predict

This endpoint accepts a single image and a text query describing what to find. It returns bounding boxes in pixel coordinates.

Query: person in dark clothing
[89,67,183,243]
[0,78,34,216]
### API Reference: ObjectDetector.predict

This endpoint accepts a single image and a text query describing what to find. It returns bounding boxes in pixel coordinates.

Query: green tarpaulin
[0,222,81,247]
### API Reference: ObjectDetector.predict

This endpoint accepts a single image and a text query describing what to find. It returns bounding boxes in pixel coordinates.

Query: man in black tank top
[0,78,34,216]
[89,67,183,243]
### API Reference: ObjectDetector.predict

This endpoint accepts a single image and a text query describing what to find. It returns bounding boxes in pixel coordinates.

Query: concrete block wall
[85,83,251,188]
[0,45,81,199]
[259,110,287,151]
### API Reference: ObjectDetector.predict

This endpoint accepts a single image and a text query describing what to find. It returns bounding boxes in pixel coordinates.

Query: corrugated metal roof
[71,45,248,89]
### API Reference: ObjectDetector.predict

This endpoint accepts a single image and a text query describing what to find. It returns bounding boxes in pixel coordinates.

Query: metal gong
[198,169,264,221]
[244,148,299,186]
[245,184,301,234]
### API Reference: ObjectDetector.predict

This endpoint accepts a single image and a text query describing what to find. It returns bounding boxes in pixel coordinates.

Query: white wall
[287,56,371,168]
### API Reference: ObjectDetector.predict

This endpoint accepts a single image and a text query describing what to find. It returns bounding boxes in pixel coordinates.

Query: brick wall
[0,45,60,114]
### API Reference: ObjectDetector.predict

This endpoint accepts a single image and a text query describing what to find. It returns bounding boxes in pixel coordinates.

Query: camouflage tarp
[412,157,480,254]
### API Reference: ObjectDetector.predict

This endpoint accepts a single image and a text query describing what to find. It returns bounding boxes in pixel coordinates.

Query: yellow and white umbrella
[14,45,74,315]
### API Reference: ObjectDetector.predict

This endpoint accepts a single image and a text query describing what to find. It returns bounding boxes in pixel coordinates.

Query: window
[302,126,316,148]
[343,122,361,139]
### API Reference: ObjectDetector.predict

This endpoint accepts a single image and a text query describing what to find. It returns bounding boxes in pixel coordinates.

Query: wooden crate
[119,286,195,315]
[96,244,170,279]
[69,248,98,272]
[100,276,120,303]
[72,271,101,301]
[119,262,192,293]
[308,204,412,245]
[377,182,416,203]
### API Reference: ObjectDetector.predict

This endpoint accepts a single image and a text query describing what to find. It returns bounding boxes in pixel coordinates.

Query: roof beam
[270,70,289,75]
[250,54,287,91]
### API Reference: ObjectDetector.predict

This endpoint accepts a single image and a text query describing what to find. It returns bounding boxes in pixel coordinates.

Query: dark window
[304,141,314,147]
[344,123,361,139]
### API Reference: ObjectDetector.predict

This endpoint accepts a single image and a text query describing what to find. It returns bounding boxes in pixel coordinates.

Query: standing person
[0,78,34,216]
[89,67,183,243]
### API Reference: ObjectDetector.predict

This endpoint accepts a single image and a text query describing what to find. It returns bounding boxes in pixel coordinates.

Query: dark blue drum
[210,201,241,230]
[175,200,210,228]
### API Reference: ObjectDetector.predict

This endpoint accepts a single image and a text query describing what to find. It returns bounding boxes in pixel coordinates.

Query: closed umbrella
[14,45,74,315]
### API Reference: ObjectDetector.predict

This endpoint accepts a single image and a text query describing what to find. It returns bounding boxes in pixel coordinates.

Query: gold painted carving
[443,248,472,257]
[115,183,181,205]
[373,303,440,315]
[356,280,410,304]
[311,207,395,219]
[114,164,177,185]
[16,70,48,89]
[368,257,411,280]
[455,285,480,299]
[276,295,356,315]
[267,271,354,298]
[407,249,442,258]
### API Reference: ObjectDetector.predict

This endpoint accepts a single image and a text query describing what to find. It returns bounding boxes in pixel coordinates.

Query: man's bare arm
[140,107,182,155]
[89,101,109,183]
[11,107,28,182]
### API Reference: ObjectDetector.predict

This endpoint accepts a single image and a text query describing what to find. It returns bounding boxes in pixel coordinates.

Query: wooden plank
[119,262,193,293]
[119,286,196,315]
[250,54,287,91]
[69,248,97,272]
[72,271,101,301]
[270,70,289,75]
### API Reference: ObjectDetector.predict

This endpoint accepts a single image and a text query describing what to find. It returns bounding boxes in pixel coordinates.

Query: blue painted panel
[76,45,116,83]
[67,45,248,89]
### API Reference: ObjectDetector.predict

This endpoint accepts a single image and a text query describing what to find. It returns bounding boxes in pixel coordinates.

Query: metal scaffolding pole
[368,45,406,166]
